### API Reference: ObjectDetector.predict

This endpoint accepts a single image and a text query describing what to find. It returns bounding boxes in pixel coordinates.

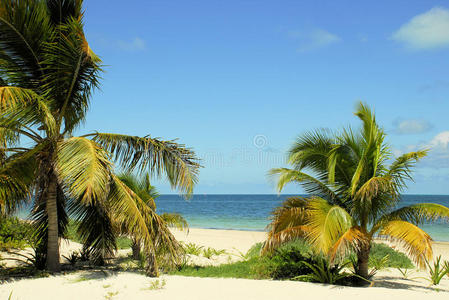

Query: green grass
[369,243,414,269]
[116,237,132,249]
[172,240,414,281]
[172,257,266,279]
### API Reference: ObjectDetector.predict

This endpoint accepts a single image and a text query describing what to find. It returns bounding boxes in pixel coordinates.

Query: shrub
[259,239,313,280]
[0,216,33,251]
[369,243,414,269]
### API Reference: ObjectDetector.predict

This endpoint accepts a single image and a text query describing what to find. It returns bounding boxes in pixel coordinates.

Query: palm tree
[117,173,188,263]
[0,0,200,274]
[265,103,449,279]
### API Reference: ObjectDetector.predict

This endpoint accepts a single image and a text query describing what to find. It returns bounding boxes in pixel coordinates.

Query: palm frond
[306,197,353,254]
[388,150,428,188]
[269,168,340,202]
[378,220,433,268]
[89,133,200,196]
[160,213,189,231]
[379,203,449,226]
[55,137,112,205]
[262,225,310,254]
[328,226,368,261]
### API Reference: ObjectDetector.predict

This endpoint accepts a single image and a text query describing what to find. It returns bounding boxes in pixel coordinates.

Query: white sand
[1,228,448,300]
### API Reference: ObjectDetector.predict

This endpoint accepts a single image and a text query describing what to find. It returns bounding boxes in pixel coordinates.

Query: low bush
[0,216,33,251]
[369,243,414,269]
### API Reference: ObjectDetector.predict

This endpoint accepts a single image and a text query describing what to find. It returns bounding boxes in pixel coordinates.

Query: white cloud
[392,7,449,50]
[395,131,449,168]
[117,37,146,52]
[393,119,433,134]
[289,28,341,52]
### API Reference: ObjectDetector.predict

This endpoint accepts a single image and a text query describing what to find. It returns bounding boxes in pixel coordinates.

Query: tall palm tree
[0,0,200,273]
[117,173,188,263]
[265,103,449,279]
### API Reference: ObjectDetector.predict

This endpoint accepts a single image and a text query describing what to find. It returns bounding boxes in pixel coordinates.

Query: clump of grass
[368,254,390,277]
[397,267,414,279]
[173,257,265,279]
[182,242,204,256]
[369,243,414,269]
[116,237,132,249]
[425,255,449,286]
[142,279,167,290]
[0,216,33,251]
[63,252,80,266]
[104,291,119,299]
[202,247,227,259]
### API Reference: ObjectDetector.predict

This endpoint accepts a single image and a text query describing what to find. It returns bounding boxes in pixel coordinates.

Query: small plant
[143,279,167,290]
[63,252,80,266]
[368,254,390,277]
[182,243,204,256]
[104,291,119,299]
[397,267,414,279]
[425,256,449,286]
[293,257,357,285]
[202,247,226,259]
[79,248,91,262]
[202,247,215,259]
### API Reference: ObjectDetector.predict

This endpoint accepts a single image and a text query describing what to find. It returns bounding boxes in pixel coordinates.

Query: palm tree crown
[0,0,200,273]
[266,102,449,278]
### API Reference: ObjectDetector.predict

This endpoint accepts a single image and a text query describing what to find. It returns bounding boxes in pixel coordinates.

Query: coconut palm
[265,103,449,279]
[117,173,188,262]
[0,0,199,274]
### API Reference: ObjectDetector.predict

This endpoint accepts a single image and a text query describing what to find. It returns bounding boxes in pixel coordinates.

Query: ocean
[154,194,449,242]
[16,194,449,242]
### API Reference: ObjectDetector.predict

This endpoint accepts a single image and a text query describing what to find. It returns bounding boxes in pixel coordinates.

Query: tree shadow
[370,276,449,293]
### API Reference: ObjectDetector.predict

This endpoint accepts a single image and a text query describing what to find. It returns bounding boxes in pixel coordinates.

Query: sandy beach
[1,228,449,300]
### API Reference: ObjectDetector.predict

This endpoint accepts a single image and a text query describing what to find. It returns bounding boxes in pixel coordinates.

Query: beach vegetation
[0,216,33,250]
[425,255,449,285]
[182,242,204,256]
[265,102,449,279]
[0,0,199,274]
[142,278,167,290]
[397,267,414,279]
[62,252,79,266]
[293,257,357,285]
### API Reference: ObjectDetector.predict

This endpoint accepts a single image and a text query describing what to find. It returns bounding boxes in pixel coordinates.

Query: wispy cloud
[395,131,449,168]
[288,28,341,52]
[117,37,146,52]
[392,119,433,134]
[392,7,449,50]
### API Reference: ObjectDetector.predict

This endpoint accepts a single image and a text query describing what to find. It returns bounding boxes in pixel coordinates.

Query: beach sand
[1,228,448,299]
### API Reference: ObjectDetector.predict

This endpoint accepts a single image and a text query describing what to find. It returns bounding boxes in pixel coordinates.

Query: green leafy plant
[425,256,449,286]
[368,254,390,277]
[293,257,356,285]
[63,252,80,266]
[397,267,414,279]
[202,247,215,259]
[0,217,33,251]
[182,243,204,256]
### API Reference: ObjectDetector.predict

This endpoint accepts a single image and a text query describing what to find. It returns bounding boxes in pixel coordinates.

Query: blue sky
[79,1,449,194]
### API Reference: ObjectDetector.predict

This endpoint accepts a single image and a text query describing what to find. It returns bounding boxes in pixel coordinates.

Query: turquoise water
[16,194,449,242]
[154,194,449,242]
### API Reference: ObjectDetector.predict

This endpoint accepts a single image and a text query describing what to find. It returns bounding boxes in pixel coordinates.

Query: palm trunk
[132,238,141,260]
[146,248,159,277]
[356,244,371,279]
[46,174,60,272]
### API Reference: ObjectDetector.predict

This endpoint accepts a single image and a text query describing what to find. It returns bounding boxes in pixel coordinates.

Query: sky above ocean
[73,1,449,194]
